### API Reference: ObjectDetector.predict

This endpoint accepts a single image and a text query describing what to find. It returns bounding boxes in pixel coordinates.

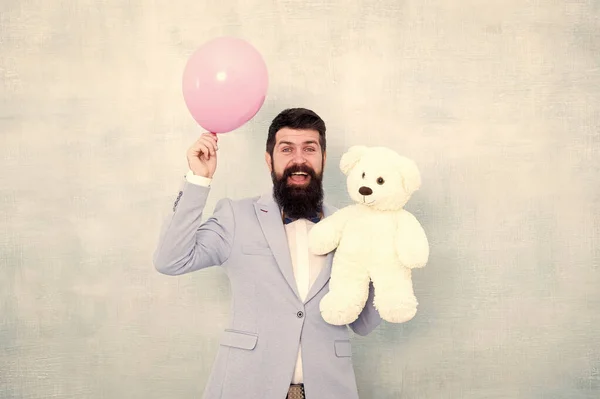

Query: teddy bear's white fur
[308,145,429,325]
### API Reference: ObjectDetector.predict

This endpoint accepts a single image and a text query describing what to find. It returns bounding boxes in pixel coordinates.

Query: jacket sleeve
[348,281,382,336]
[153,179,235,275]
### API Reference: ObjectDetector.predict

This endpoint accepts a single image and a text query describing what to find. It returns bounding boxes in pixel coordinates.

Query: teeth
[291,172,307,175]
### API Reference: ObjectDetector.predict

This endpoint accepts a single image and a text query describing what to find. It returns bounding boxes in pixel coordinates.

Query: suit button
[297,311,304,318]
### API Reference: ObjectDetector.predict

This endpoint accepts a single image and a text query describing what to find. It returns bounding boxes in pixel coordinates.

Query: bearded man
[153,108,381,399]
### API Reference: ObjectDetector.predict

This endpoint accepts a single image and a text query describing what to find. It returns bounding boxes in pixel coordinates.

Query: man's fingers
[199,137,217,155]
[197,143,211,159]
[203,133,219,150]
[200,132,218,142]
[189,133,218,157]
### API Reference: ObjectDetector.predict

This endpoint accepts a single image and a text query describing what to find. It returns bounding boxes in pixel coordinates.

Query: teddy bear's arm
[308,206,353,255]
[395,210,429,268]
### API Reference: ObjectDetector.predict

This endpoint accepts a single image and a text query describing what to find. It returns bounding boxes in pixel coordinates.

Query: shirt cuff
[185,170,212,187]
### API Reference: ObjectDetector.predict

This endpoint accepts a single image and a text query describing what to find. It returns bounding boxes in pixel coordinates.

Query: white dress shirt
[185,170,327,384]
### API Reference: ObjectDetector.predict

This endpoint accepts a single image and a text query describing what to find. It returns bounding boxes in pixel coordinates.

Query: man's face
[265,128,326,218]
[266,128,325,183]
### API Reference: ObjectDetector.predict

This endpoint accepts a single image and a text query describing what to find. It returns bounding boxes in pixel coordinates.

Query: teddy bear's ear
[399,157,422,194]
[340,145,368,175]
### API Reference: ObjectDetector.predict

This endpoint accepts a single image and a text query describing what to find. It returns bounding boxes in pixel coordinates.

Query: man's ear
[340,146,368,175]
[265,152,273,173]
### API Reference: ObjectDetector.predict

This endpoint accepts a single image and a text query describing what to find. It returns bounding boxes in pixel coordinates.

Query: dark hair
[266,108,326,156]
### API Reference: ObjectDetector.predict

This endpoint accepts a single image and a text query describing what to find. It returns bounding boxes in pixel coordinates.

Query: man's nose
[292,153,307,163]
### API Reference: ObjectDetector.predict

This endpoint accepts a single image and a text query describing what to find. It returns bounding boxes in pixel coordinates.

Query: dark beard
[272,163,323,219]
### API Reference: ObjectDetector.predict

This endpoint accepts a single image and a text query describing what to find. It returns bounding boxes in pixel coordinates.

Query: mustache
[282,164,318,179]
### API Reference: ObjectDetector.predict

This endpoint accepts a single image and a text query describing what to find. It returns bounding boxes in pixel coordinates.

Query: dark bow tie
[283,213,322,225]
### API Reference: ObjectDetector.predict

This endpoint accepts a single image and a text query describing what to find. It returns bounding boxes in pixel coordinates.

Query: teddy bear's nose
[359,186,373,196]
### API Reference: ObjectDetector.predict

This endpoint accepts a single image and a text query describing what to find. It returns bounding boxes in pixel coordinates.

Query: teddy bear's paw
[398,252,427,269]
[320,294,361,325]
[379,304,417,324]
[321,309,358,326]
[308,238,331,256]
[308,225,336,255]
[376,297,418,324]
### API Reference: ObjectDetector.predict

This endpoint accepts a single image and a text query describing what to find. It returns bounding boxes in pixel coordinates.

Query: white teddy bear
[308,145,429,325]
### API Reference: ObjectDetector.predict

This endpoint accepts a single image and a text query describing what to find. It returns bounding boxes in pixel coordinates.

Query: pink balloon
[182,37,269,133]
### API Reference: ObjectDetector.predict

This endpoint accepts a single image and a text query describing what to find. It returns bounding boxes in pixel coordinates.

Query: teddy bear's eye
[377,177,385,185]
[362,172,365,179]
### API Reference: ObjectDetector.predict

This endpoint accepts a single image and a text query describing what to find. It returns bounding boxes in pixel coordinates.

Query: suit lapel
[254,193,339,305]
[304,202,336,305]
[254,193,301,300]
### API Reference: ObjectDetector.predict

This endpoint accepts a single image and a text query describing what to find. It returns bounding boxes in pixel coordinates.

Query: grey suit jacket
[153,179,382,399]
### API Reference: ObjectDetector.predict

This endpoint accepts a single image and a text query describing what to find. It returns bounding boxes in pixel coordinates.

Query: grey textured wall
[1,0,599,398]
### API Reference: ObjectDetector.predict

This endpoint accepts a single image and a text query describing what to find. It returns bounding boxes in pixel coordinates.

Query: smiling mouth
[362,197,375,205]
[288,172,310,185]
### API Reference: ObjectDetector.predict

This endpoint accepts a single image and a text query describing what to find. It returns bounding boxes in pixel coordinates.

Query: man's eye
[305,147,316,152]
[282,148,291,152]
